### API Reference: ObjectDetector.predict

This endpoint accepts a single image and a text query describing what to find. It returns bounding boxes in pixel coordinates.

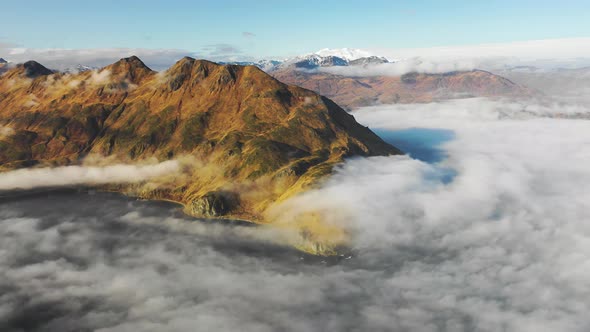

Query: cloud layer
[319,38,590,77]
[3,37,590,76]
[1,96,589,331]
[0,46,195,71]
[320,57,477,76]
[0,160,179,191]
[375,38,590,70]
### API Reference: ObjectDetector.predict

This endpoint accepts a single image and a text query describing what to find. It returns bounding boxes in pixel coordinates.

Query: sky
[1,0,590,59]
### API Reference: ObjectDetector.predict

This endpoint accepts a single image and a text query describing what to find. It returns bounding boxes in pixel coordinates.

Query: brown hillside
[272,69,533,110]
[0,56,401,254]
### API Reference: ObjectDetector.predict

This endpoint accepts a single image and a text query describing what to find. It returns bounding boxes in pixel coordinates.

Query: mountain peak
[164,58,227,91]
[118,55,145,66]
[169,57,223,72]
[109,56,150,70]
[18,61,53,78]
[103,55,154,83]
[0,58,7,64]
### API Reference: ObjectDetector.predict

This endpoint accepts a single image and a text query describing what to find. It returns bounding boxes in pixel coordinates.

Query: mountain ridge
[0,56,401,254]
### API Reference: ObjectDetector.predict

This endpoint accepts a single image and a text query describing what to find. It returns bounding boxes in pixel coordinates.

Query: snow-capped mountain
[314,48,374,61]
[287,54,349,69]
[218,48,391,71]
[349,56,389,66]
[219,59,281,71]
[0,58,7,64]
[61,48,390,73]
[62,64,99,73]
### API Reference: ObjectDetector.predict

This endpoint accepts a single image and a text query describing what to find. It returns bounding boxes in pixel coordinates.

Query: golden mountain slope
[272,69,533,110]
[0,56,401,253]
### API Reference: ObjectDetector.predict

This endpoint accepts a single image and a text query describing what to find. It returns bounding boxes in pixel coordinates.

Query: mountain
[6,60,54,78]
[221,49,390,72]
[349,56,389,66]
[0,56,401,253]
[290,54,349,69]
[0,58,10,75]
[23,47,532,111]
[272,69,533,110]
[63,64,99,73]
[219,49,531,108]
[219,59,281,71]
[224,55,390,71]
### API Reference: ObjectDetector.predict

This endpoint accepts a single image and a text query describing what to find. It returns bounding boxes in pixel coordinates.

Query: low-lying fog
[1,97,590,331]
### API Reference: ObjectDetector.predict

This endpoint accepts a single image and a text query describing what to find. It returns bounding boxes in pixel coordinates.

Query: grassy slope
[0,57,401,254]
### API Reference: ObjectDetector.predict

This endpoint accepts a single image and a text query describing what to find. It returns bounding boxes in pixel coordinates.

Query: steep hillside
[0,56,401,253]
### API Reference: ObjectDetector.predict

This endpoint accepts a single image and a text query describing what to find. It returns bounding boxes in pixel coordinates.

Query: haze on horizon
[1,0,590,70]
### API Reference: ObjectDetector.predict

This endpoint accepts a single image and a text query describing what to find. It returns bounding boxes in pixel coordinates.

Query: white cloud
[89,69,112,85]
[1,97,590,331]
[320,57,477,76]
[322,38,590,77]
[0,160,180,190]
[374,37,590,68]
[4,37,590,76]
[0,126,14,137]
[0,45,196,71]
[500,67,590,104]
[270,97,590,331]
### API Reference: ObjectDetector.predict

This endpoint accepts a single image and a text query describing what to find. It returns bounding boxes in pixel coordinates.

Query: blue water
[374,128,455,164]
[374,127,457,183]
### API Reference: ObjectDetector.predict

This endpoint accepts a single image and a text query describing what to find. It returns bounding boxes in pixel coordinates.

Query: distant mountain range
[273,68,534,110]
[1,48,535,110]
[218,49,532,109]
[221,49,390,71]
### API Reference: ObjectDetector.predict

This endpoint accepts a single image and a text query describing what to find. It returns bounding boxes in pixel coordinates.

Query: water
[374,127,458,183]
[373,127,455,164]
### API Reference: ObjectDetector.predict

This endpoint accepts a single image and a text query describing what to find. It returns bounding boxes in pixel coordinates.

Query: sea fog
[1,96,590,331]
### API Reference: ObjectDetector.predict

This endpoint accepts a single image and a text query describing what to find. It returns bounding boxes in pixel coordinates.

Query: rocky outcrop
[186,191,239,217]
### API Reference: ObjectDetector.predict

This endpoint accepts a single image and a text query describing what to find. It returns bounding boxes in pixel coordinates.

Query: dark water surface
[374,127,455,164]
[375,127,458,183]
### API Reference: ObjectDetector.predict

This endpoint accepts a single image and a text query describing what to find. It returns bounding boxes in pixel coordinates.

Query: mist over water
[1,97,590,331]
[373,127,457,183]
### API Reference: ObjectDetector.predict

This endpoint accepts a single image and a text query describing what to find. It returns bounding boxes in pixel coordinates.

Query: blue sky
[1,0,589,58]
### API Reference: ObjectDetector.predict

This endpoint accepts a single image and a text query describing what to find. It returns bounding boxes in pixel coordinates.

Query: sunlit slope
[0,56,401,252]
